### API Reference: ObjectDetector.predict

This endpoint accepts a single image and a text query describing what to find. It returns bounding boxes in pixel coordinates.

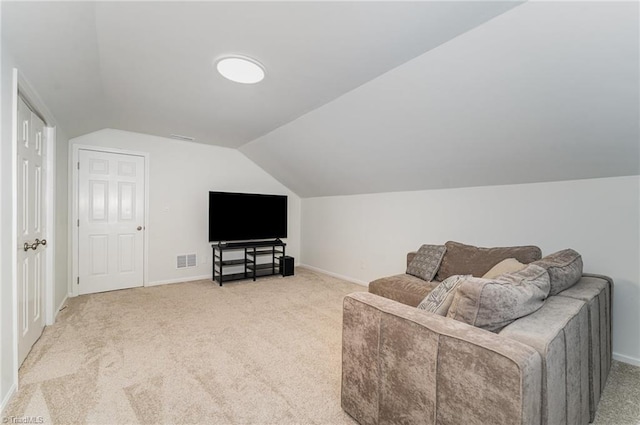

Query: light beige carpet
[4,268,640,424]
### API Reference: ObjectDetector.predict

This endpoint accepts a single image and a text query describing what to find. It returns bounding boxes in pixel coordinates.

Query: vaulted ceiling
[240,1,640,196]
[2,1,638,197]
[2,1,520,146]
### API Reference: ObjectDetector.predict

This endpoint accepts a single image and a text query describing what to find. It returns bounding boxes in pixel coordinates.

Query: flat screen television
[208,191,287,242]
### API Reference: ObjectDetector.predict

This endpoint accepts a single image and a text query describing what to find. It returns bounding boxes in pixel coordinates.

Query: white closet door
[17,97,47,366]
[78,149,145,294]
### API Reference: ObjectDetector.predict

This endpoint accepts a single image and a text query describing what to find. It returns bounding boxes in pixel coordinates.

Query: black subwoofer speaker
[280,256,294,277]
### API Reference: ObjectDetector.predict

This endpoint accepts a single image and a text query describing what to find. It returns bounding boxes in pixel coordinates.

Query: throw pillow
[417,274,469,315]
[446,264,550,332]
[406,244,447,281]
[532,249,583,295]
[435,241,542,281]
[482,258,526,279]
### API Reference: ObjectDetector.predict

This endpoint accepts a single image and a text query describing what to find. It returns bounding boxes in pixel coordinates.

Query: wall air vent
[170,134,195,142]
[177,254,197,269]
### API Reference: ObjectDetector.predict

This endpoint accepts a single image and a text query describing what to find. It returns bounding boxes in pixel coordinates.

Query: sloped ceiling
[1,1,520,147]
[241,1,639,196]
[2,2,637,198]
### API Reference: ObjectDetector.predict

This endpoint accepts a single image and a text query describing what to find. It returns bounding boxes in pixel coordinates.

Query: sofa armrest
[499,297,589,425]
[342,292,542,425]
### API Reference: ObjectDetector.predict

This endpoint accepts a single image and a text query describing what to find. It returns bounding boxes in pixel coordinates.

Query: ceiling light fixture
[216,55,265,84]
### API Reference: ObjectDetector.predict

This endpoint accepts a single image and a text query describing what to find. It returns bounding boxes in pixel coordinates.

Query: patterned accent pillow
[406,244,447,281]
[417,274,469,315]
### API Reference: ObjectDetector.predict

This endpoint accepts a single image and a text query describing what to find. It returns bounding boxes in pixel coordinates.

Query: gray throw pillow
[406,244,446,281]
[446,264,550,332]
[532,249,583,295]
[417,274,469,315]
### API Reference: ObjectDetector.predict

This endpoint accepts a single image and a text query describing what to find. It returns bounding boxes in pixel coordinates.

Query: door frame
[10,68,57,391]
[70,144,150,297]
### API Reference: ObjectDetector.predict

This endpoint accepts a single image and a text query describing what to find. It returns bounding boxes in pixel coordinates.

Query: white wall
[301,176,640,365]
[70,129,301,286]
[0,24,18,412]
[54,128,68,309]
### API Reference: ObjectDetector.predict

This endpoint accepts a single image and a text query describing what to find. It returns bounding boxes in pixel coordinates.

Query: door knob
[137,226,142,231]
[23,239,47,251]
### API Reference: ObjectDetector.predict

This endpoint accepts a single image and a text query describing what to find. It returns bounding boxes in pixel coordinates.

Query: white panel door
[17,98,47,366]
[78,150,145,294]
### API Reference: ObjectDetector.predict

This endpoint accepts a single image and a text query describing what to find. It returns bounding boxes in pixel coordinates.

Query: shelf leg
[253,247,257,281]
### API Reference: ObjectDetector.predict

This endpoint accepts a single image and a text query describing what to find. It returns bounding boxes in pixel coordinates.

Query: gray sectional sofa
[341,241,612,425]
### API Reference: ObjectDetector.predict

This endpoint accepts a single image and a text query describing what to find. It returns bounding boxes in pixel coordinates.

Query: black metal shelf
[247,262,280,271]
[214,259,246,267]
[247,249,284,256]
[213,272,247,284]
[212,240,286,286]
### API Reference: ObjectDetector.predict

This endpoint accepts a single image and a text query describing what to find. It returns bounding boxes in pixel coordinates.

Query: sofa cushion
[417,274,469,316]
[482,258,526,279]
[533,249,583,295]
[406,244,447,281]
[435,241,542,281]
[406,252,417,268]
[369,274,439,307]
[446,264,550,332]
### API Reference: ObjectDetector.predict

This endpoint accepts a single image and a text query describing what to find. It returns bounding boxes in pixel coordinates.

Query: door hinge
[77,161,80,170]
[77,219,80,227]
[77,277,79,285]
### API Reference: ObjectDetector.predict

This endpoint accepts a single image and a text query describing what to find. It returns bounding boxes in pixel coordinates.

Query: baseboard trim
[54,295,68,321]
[1,382,17,416]
[147,275,211,287]
[613,352,640,367]
[299,264,368,287]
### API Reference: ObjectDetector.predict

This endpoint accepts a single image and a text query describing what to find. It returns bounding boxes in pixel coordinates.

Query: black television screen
[209,191,288,242]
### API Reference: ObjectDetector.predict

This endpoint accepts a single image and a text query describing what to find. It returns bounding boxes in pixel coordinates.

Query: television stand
[212,240,286,286]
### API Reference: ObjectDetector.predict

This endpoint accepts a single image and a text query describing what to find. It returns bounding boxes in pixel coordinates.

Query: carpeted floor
[593,361,640,424]
[4,268,640,424]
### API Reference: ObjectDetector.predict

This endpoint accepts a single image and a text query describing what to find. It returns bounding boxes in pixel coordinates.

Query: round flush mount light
[216,56,265,84]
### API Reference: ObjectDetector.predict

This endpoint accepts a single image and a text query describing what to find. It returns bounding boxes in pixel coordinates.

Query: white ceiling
[1,1,520,147]
[241,1,640,196]
[2,1,637,198]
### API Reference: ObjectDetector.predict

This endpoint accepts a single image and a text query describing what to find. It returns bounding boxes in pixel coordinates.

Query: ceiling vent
[177,254,197,269]
[170,134,195,142]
